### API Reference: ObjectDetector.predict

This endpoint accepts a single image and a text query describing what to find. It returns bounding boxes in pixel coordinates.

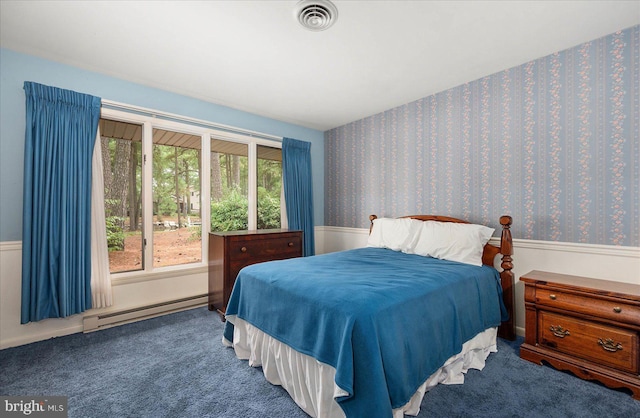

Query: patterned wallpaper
[325,26,639,247]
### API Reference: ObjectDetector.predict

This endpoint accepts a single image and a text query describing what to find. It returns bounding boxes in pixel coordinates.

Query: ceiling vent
[295,0,338,32]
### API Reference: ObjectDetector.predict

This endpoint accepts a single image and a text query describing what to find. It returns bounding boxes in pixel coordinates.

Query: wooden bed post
[497,215,516,341]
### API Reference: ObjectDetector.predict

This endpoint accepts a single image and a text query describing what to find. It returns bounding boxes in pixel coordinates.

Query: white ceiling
[1,1,639,131]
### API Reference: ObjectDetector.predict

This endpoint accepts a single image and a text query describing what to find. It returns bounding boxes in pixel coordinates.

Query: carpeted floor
[1,307,638,417]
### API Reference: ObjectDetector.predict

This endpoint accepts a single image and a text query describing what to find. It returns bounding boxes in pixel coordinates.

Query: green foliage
[210,189,249,231]
[104,198,125,251]
[106,216,125,252]
[210,188,281,232]
[257,187,281,229]
[104,198,120,218]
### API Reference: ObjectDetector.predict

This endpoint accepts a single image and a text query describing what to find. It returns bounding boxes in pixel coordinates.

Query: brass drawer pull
[613,306,622,313]
[549,294,557,300]
[240,246,247,253]
[550,325,570,338]
[288,242,294,247]
[598,338,623,352]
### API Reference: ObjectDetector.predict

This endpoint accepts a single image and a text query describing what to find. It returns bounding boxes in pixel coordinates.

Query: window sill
[110,263,208,286]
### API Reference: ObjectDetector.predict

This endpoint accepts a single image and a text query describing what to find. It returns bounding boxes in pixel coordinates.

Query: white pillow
[367,217,422,252]
[409,221,494,266]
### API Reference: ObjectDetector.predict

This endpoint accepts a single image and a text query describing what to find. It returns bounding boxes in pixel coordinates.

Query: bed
[222,214,515,418]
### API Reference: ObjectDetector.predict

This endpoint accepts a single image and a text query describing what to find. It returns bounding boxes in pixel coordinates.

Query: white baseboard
[1,323,84,350]
[83,295,207,332]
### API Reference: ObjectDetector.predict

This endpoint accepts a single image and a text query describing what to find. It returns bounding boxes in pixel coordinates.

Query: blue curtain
[21,82,101,324]
[282,137,315,256]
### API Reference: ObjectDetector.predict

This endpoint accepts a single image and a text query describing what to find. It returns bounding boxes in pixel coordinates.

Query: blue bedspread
[224,247,507,418]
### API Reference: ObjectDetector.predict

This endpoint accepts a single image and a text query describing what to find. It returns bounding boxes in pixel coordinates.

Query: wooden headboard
[369,214,515,341]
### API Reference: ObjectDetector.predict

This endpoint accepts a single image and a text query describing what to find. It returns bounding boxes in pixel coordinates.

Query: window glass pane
[210,138,248,231]
[152,128,202,268]
[257,145,282,229]
[99,118,143,273]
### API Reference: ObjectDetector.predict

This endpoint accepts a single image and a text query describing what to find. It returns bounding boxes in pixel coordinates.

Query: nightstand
[519,270,640,399]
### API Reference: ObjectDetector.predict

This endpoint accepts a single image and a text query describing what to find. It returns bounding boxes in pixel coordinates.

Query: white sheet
[224,315,498,418]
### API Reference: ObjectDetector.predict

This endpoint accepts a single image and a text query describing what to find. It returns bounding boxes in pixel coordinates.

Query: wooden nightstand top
[520,270,640,302]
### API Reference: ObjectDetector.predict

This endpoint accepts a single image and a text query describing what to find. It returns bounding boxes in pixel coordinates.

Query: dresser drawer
[535,287,640,326]
[229,236,302,260]
[209,230,303,317]
[539,311,638,374]
[229,258,277,280]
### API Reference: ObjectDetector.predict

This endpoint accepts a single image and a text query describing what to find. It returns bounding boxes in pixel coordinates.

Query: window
[100,107,283,277]
[210,138,248,231]
[208,141,283,232]
[99,118,143,273]
[257,145,283,229]
[152,128,202,268]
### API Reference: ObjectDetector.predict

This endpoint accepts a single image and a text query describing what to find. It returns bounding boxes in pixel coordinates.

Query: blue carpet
[1,307,638,417]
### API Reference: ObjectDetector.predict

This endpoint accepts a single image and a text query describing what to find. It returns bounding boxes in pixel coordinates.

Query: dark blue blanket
[224,247,507,418]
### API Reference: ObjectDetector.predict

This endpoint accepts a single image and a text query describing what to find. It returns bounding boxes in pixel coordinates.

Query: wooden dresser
[208,229,303,319]
[520,270,640,399]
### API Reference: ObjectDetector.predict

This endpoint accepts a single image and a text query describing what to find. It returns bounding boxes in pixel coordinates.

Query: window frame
[101,107,285,285]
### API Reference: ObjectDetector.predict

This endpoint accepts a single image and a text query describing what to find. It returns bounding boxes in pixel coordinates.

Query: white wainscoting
[2,230,638,348]
[315,226,640,336]
[0,241,208,349]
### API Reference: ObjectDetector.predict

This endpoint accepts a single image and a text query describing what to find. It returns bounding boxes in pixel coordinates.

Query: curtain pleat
[282,138,315,256]
[90,128,113,308]
[21,82,101,323]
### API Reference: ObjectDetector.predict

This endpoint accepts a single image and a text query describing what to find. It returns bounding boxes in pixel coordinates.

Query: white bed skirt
[223,315,498,418]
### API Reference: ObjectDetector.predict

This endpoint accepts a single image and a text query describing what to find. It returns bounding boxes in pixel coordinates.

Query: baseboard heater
[83,294,208,332]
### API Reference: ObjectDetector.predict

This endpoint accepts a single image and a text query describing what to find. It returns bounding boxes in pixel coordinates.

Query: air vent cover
[295,0,338,32]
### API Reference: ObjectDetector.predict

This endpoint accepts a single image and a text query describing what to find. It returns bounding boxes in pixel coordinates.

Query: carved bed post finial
[498,215,515,340]
[369,215,378,234]
[499,215,513,267]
